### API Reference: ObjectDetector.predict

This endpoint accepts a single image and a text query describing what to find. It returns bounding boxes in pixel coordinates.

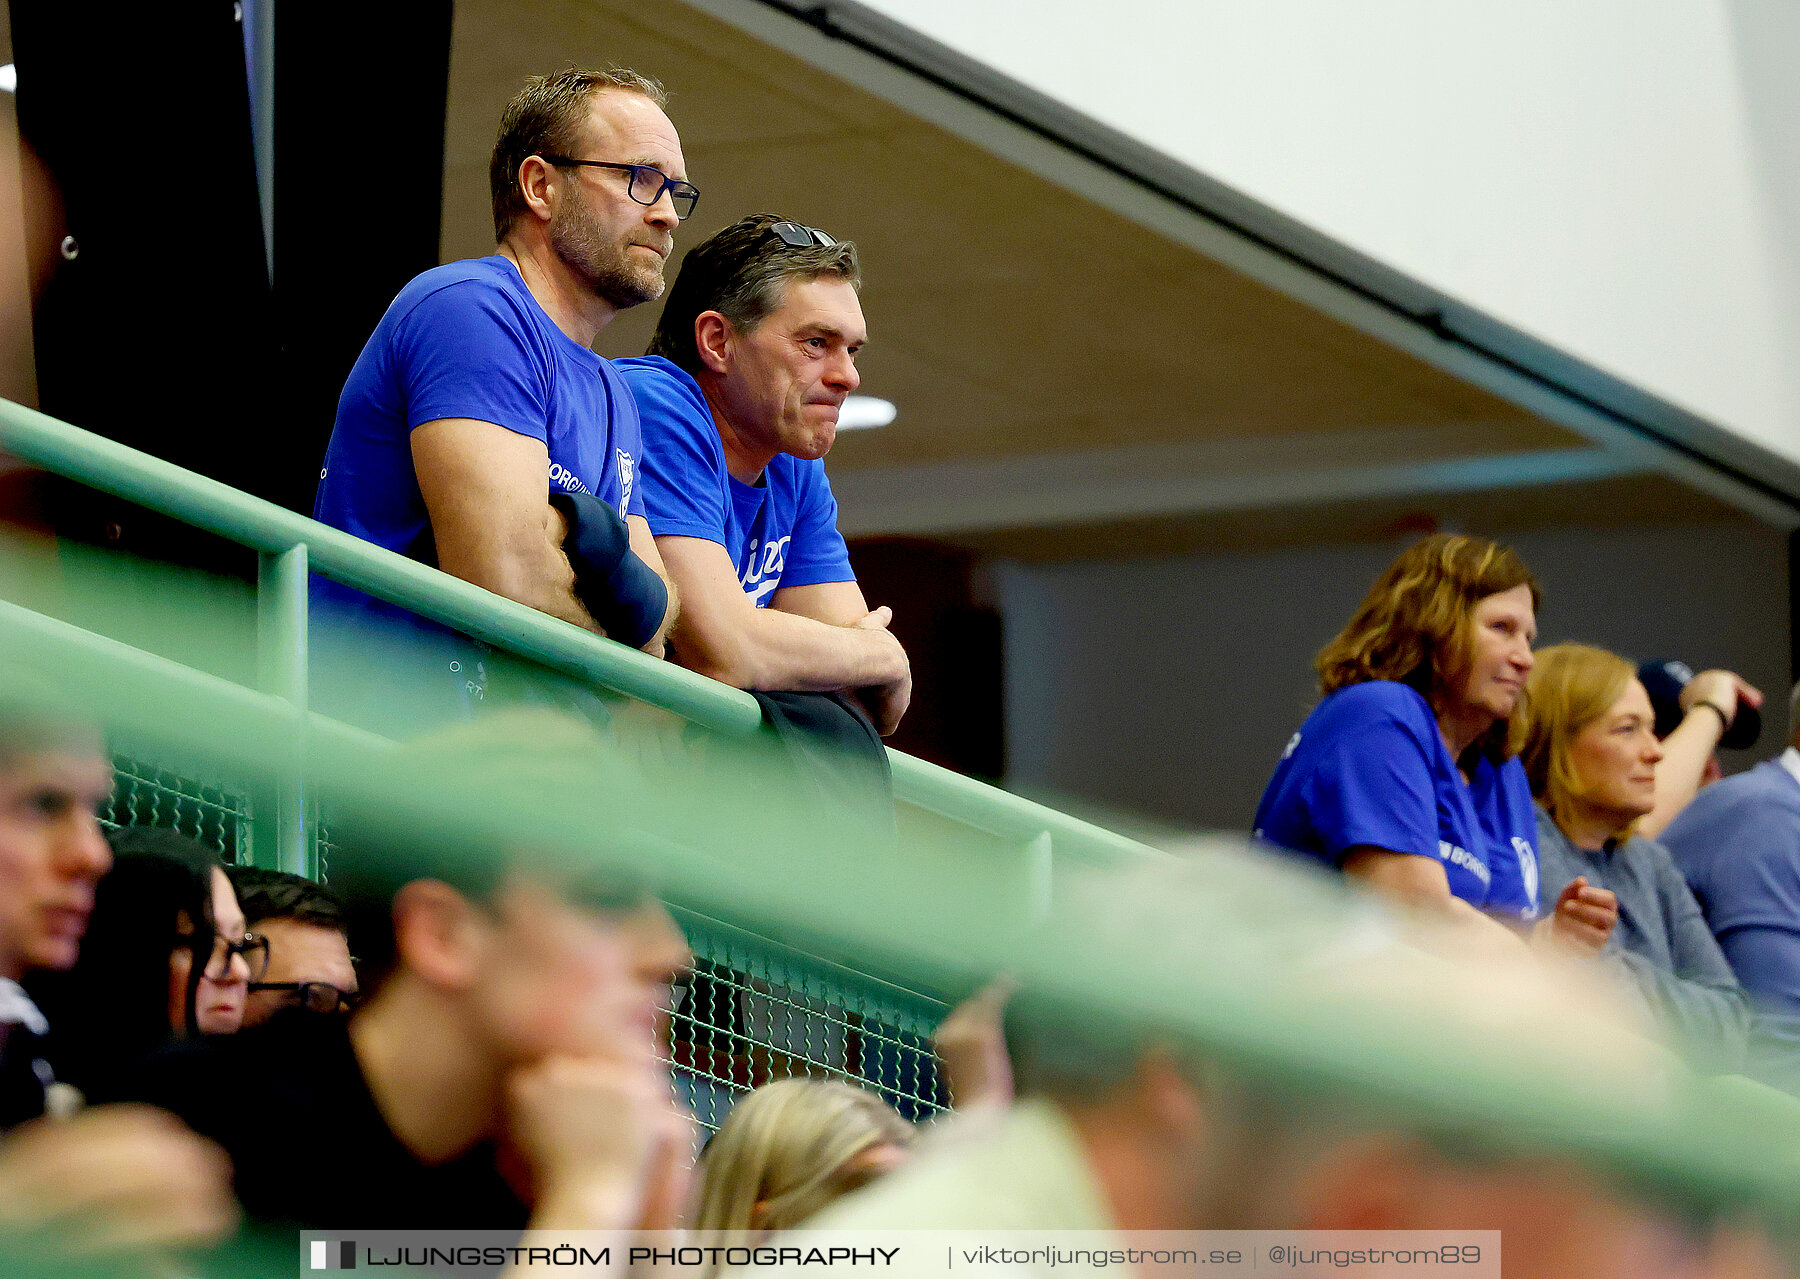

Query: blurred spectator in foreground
[0,683,236,1268]
[694,1077,912,1260]
[124,712,694,1261]
[1634,659,1763,838]
[228,866,357,1026]
[33,827,261,1099]
[1517,644,1749,1072]
[1253,534,1615,957]
[1662,682,1800,1053]
[623,213,911,736]
[782,965,1776,1279]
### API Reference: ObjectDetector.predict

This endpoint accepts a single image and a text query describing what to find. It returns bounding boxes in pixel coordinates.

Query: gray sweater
[1534,808,1750,1072]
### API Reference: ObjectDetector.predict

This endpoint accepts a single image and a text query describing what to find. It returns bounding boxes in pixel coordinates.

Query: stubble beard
[550,197,665,311]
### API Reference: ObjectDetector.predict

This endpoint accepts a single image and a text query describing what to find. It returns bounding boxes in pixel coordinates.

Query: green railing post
[254,544,312,877]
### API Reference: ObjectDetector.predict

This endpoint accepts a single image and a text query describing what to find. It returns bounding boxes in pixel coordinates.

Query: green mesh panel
[102,753,249,863]
[670,920,948,1132]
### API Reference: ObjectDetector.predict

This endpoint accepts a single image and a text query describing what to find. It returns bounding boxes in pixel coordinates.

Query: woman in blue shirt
[1254,534,1615,952]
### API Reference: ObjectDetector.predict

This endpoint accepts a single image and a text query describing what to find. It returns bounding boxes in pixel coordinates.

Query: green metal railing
[0,396,1159,1128]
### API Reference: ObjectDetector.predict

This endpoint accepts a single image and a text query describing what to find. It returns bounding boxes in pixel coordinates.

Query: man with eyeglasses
[228,866,358,1026]
[312,68,690,723]
[619,214,912,735]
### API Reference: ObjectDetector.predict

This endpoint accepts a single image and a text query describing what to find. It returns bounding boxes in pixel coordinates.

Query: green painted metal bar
[0,596,395,767]
[255,545,312,877]
[0,396,1165,878]
[889,751,1160,867]
[0,399,763,738]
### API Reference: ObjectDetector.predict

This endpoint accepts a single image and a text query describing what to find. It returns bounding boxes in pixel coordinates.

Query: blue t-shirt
[309,256,644,727]
[1252,681,1541,918]
[616,355,854,605]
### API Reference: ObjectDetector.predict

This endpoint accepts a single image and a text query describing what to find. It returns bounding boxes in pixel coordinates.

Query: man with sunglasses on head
[313,68,691,723]
[619,214,912,735]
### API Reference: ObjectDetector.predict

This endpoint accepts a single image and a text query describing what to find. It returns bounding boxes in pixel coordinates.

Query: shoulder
[1310,681,1436,735]
[1627,834,1688,884]
[616,356,709,422]
[769,452,834,498]
[390,257,513,312]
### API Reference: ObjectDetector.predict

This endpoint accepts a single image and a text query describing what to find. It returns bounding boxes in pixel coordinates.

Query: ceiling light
[0,65,16,94]
[838,396,896,430]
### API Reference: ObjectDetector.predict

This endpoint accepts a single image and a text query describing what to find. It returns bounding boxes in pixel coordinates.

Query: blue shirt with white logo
[618,355,854,604]
[315,255,643,561]
[308,256,644,728]
[1252,681,1541,918]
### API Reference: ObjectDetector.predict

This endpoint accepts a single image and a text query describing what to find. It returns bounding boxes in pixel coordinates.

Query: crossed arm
[1343,847,1617,959]
[653,535,912,734]
[411,418,676,655]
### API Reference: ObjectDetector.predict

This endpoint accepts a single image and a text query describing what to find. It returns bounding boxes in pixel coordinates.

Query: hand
[934,979,1016,1110]
[1681,670,1763,731]
[0,1104,237,1261]
[506,1053,667,1229]
[631,1103,699,1232]
[852,607,912,736]
[1531,876,1618,958]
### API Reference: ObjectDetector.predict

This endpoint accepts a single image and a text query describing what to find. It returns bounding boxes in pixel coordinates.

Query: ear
[1135,1049,1205,1141]
[516,156,559,225]
[1296,1132,1428,1231]
[694,311,734,376]
[391,879,485,991]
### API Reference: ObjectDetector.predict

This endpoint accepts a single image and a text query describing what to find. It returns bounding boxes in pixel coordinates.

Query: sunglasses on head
[768,221,837,249]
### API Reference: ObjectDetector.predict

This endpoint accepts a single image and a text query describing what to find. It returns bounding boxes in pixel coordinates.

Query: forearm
[463,544,606,635]
[642,574,678,656]
[1640,711,1723,838]
[679,605,903,693]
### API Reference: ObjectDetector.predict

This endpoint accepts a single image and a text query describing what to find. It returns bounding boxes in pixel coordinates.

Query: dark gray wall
[999,523,1791,831]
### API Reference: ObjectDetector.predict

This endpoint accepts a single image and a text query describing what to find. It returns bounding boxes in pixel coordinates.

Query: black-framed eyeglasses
[540,158,699,221]
[179,931,270,982]
[248,980,360,1015]
[768,220,836,248]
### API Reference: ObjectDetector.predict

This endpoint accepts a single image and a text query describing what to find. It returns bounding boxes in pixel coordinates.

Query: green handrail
[0,396,1157,872]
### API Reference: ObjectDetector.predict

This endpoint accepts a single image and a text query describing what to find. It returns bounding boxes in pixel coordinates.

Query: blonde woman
[692,1078,913,1256]
[1254,534,1614,954]
[1518,643,1750,1069]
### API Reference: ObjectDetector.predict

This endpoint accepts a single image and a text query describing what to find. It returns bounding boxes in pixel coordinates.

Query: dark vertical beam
[271,1,453,517]
[12,0,271,570]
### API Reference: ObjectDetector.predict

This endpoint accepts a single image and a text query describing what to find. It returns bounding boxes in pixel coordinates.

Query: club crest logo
[616,449,635,510]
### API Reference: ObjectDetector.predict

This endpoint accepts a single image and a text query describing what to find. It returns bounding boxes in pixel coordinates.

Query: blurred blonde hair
[694,1078,913,1249]
[1516,643,1637,837]
[1314,534,1540,762]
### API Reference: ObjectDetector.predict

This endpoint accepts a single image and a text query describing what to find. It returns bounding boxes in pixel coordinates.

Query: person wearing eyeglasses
[30,826,263,1101]
[619,214,912,736]
[228,866,359,1026]
[312,68,691,727]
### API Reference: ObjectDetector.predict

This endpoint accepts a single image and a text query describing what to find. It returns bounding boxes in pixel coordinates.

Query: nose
[59,814,113,881]
[1513,640,1535,672]
[216,948,251,987]
[633,903,692,984]
[643,187,680,231]
[828,349,860,395]
[1644,734,1665,766]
